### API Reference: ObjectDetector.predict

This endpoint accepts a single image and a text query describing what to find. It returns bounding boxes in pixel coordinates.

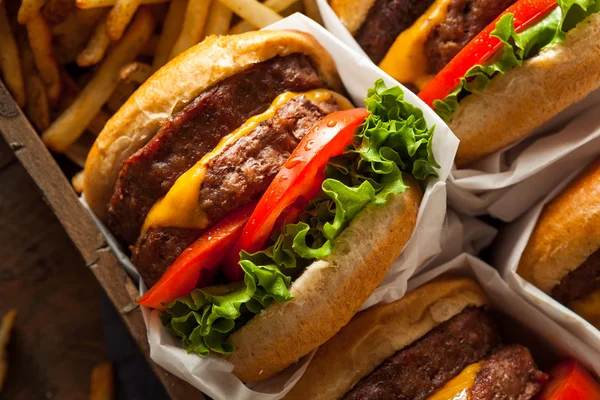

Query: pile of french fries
[0,0,323,192]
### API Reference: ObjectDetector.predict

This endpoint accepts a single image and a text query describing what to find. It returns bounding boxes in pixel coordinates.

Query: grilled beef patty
[108,55,324,245]
[424,0,517,73]
[471,345,548,400]
[355,0,436,65]
[344,308,546,400]
[355,0,516,74]
[343,308,500,400]
[132,96,339,287]
[552,248,600,305]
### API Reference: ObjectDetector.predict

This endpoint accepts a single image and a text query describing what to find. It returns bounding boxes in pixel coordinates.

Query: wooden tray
[0,80,203,400]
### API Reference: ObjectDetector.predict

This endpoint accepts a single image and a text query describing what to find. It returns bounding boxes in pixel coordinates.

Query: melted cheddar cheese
[426,362,481,400]
[569,289,600,329]
[140,89,353,234]
[378,0,453,91]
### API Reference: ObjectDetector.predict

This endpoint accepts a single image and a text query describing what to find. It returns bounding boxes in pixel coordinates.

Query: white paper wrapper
[81,13,459,400]
[492,161,600,361]
[411,253,600,376]
[449,91,600,222]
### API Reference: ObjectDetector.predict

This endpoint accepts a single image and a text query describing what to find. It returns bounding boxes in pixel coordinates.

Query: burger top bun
[452,13,600,167]
[283,277,489,400]
[518,157,600,294]
[225,175,423,382]
[330,0,375,35]
[84,30,343,220]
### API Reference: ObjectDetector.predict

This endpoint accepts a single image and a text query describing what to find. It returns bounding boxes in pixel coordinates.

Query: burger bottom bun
[284,277,489,400]
[224,174,423,382]
[452,13,600,167]
[518,158,600,294]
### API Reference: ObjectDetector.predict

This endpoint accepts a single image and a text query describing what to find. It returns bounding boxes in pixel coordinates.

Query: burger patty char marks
[471,345,548,400]
[551,248,600,305]
[424,0,517,73]
[107,54,325,245]
[343,308,500,400]
[355,0,436,65]
[133,96,340,287]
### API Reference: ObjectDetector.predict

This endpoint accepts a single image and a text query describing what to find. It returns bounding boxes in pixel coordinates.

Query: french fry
[0,310,17,393]
[71,170,85,194]
[219,0,282,30]
[168,0,211,60]
[152,0,187,70]
[107,82,136,111]
[119,61,152,84]
[27,13,62,104]
[282,0,304,16]
[0,2,26,108]
[228,0,295,34]
[77,16,111,67]
[25,74,51,132]
[42,8,155,152]
[141,34,158,56]
[65,132,95,167]
[42,0,77,25]
[202,0,232,37]
[106,0,142,41]
[89,362,115,400]
[76,0,166,8]
[18,0,47,24]
[302,0,322,24]
[87,111,111,135]
[53,8,105,65]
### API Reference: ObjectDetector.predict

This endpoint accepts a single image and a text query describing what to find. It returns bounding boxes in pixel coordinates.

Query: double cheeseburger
[332,0,600,166]
[83,31,440,381]
[285,277,549,400]
[518,157,600,330]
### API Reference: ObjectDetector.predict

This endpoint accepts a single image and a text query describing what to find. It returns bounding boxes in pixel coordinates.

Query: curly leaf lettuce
[434,0,600,121]
[162,79,439,356]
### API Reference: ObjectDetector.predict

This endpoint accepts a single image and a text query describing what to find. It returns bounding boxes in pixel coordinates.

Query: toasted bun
[518,157,600,294]
[224,175,422,382]
[330,0,375,35]
[452,14,600,167]
[284,277,489,400]
[84,30,343,220]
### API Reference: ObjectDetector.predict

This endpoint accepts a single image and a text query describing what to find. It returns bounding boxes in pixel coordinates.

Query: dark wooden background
[0,136,106,399]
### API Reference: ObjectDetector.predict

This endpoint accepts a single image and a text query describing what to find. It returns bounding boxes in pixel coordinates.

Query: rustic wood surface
[0,137,106,400]
[0,81,202,399]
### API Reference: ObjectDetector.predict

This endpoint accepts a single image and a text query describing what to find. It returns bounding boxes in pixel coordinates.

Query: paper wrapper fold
[82,14,459,400]
[492,164,600,362]
[411,254,600,376]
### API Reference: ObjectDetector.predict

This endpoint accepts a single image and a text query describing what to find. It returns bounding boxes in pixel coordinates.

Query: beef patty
[344,308,546,400]
[355,0,436,65]
[354,0,516,74]
[132,96,340,287]
[108,54,324,245]
[552,248,600,305]
[471,345,548,400]
[344,308,500,400]
[424,0,517,73]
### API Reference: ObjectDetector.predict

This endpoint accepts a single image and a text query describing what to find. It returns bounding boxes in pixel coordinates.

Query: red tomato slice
[137,201,257,310]
[222,108,370,282]
[537,359,600,400]
[418,0,557,108]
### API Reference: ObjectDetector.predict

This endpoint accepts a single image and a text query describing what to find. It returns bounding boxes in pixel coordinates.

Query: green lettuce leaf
[434,0,600,121]
[161,79,439,356]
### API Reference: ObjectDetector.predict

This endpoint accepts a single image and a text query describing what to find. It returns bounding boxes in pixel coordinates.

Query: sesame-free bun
[518,157,600,294]
[330,0,376,35]
[452,13,600,167]
[284,277,489,399]
[224,175,423,382]
[84,30,343,220]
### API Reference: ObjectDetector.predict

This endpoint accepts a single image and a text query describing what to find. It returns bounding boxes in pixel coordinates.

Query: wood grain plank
[0,81,202,399]
[0,157,105,400]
